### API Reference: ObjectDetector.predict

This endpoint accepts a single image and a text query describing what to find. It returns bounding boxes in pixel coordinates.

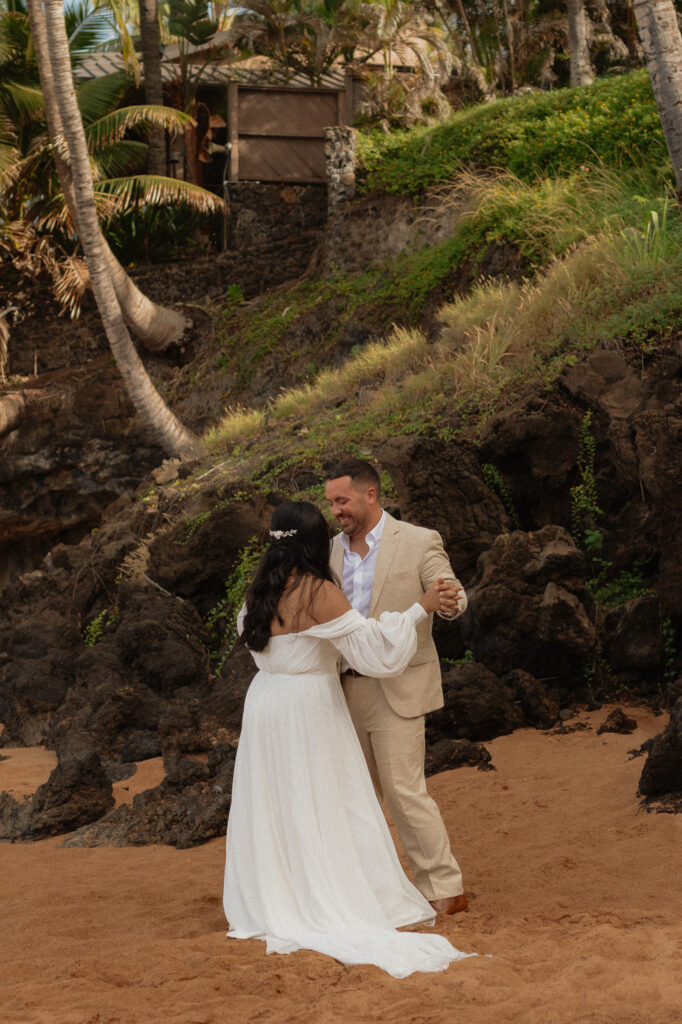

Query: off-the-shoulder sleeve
[304,604,427,678]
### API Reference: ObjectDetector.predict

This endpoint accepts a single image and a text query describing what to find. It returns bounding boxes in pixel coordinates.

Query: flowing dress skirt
[223,667,472,978]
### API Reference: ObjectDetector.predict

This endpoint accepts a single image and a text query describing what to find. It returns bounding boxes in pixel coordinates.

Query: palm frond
[66,2,116,66]
[0,142,20,185]
[91,139,147,178]
[0,80,44,125]
[52,254,90,319]
[96,174,227,214]
[1,139,49,191]
[76,71,129,126]
[34,187,121,234]
[85,105,195,152]
[103,0,141,83]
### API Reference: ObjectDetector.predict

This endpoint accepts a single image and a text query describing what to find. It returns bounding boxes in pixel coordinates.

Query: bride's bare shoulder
[310,579,352,624]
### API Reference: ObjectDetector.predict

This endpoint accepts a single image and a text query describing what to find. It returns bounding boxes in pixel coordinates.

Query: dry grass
[202,194,680,454]
[202,405,267,449]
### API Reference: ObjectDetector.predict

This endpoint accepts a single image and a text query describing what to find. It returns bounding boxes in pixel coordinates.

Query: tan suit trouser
[342,674,464,901]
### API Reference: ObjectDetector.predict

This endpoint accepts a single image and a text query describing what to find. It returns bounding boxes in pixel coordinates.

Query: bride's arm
[308,580,444,678]
[310,578,443,623]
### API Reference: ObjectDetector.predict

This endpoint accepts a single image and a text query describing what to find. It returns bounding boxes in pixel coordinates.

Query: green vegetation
[481,464,520,530]
[83,607,118,647]
[570,411,602,547]
[356,72,669,197]
[206,538,266,672]
[205,195,682,458]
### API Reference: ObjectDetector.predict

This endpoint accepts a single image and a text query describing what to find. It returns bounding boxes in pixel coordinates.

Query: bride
[223,500,473,977]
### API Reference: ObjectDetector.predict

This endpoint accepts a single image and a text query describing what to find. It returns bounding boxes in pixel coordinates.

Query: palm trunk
[42,0,199,457]
[138,0,166,176]
[567,0,595,86]
[27,0,188,352]
[633,0,682,192]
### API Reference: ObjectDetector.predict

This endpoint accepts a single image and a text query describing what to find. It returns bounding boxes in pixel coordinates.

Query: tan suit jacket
[331,513,466,719]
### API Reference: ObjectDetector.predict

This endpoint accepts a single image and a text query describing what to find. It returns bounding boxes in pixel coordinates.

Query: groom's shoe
[429,894,468,915]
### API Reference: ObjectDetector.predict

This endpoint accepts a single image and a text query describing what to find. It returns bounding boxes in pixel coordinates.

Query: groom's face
[325,476,377,537]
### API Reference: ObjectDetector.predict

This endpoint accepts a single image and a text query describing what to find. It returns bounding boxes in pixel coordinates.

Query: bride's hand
[419,580,442,613]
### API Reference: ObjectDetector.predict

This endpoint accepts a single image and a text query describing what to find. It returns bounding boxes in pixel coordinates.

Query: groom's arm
[420,530,467,620]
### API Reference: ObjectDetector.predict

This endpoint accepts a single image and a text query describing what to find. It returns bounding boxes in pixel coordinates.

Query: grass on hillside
[212,162,668,396]
[356,71,669,196]
[204,199,682,458]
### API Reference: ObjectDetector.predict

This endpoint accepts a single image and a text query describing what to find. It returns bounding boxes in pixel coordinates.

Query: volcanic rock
[639,698,682,797]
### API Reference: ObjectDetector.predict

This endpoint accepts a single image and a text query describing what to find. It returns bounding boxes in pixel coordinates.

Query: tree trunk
[454,0,483,67]
[138,0,166,176]
[567,0,595,86]
[453,0,496,101]
[42,0,199,457]
[502,0,516,92]
[26,0,189,352]
[633,0,682,191]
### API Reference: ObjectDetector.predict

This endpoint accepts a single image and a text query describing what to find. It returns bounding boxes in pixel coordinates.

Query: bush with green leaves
[357,71,669,197]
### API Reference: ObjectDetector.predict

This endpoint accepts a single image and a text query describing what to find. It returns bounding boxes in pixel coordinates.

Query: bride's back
[270,574,349,637]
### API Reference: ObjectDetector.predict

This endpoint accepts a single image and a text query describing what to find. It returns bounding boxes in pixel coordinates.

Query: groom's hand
[435,577,465,618]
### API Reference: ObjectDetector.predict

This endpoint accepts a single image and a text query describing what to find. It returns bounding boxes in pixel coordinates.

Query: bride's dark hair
[240,501,335,651]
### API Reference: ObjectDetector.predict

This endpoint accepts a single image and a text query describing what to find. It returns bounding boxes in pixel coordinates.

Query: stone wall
[324,127,356,213]
[312,185,474,278]
[223,182,327,250]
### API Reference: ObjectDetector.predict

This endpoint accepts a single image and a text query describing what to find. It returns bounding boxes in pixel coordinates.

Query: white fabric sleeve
[236,603,247,637]
[305,604,427,678]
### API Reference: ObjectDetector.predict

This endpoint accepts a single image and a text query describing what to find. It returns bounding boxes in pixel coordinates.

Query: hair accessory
[268,528,297,540]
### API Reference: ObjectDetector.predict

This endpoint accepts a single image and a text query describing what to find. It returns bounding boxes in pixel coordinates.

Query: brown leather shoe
[429,894,468,915]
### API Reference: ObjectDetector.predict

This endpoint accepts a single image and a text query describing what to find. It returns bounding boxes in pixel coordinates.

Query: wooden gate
[227,84,346,183]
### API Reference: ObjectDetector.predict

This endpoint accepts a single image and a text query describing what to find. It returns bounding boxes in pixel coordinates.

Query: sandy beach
[1,705,680,1024]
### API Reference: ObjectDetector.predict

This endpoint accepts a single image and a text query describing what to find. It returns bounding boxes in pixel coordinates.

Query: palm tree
[567,0,594,87]
[633,0,682,192]
[40,0,199,456]
[6,1,223,350]
[138,0,166,174]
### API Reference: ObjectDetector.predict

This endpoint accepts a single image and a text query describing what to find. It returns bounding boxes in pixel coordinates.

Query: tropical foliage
[0,0,223,317]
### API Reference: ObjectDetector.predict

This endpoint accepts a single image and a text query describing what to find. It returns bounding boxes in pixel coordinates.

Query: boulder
[459,526,596,688]
[63,745,236,849]
[425,738,494,776]
[639,699,682,796]
[373,435,511,584]
[597,708,638,735]
[602,596,663,689]
[428,662,525,743]
[0,752,113,841]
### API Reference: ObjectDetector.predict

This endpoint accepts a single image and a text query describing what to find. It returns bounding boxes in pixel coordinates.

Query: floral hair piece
[268,529,298,540]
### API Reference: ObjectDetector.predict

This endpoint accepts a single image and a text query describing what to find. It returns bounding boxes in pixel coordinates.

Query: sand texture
[1,705,680,1024]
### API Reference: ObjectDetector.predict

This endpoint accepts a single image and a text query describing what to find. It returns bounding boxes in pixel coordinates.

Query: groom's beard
[335,511,366,536]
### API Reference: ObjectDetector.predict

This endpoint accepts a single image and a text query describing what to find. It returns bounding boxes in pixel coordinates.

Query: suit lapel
[330,533,344,582]
[370,514,400,616]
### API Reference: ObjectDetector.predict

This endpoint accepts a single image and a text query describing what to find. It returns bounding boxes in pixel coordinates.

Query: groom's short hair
[325,458,381,496]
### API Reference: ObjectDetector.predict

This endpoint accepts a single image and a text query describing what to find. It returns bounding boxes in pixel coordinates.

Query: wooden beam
[227,82,239,181]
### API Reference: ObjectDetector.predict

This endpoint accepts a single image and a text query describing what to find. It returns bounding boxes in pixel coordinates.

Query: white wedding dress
[223,603,472,978]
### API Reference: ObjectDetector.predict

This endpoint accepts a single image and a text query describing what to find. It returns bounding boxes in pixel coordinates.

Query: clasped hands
[420,577,466,617]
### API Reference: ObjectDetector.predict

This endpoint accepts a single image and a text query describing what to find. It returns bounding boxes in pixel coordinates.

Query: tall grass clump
[443,164,671,267]
[202,405,267,449]
[271,327,429,420]
[357,71,669,196]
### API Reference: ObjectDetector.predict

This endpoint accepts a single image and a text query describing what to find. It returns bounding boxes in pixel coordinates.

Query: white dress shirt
[340,510,386,618]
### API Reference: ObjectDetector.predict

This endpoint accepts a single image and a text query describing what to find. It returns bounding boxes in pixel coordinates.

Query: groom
[325,458,468,916]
